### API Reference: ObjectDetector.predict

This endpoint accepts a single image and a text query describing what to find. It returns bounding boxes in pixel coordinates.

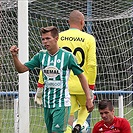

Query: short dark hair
[98,99,114,111]
[40,26,59,38]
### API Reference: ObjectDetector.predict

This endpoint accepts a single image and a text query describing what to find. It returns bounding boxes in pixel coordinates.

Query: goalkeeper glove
[89,89,95,100]
[89,85,96,100]
[34,87,43,105]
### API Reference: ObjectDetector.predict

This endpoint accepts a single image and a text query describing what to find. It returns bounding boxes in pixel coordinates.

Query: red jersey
[92,116,132,133]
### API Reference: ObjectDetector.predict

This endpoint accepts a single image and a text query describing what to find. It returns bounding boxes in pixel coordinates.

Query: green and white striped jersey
[25,48,83,108]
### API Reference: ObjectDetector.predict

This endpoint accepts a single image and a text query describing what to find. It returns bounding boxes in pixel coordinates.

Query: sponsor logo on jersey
[45,80,63,88]
[55,124,60,128]
[99,128,103,131]
[43,66,60,78]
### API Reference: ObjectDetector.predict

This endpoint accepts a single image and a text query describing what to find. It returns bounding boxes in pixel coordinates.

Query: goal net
[0,0,133,132]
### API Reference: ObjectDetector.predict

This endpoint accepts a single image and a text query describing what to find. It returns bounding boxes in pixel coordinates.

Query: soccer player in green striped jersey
[10,26,94,133]
[36,10,97,133]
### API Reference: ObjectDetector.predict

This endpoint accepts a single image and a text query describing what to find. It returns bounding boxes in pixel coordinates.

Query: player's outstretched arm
[10,45,29,73]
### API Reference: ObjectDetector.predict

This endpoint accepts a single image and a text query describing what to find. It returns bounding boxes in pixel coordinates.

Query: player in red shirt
[92,99,132,133]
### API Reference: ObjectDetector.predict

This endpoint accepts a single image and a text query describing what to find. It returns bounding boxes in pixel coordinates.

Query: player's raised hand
[10,45,19,56]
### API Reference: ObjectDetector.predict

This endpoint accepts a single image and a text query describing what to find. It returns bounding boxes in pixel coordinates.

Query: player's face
[41,32,58,52]
[99,107,114,124]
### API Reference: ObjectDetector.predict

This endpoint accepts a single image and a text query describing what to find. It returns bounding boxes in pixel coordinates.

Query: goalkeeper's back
[58,28,97,94]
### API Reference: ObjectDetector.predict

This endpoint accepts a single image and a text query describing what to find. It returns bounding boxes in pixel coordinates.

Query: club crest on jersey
[43,66,60,78]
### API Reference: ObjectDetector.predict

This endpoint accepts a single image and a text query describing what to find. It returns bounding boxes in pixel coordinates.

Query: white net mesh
[0,0,133,132]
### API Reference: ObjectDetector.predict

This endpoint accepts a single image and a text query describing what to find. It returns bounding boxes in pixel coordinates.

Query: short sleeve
[24,53,40,70]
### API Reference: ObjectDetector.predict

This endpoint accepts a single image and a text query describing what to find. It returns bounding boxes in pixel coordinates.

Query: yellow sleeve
[87,36,97,88]
[37,70,44,88]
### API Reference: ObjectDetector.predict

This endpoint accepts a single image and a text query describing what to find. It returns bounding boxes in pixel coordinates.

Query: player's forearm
[77,73,92,100]
[12,55,29,73]
[78,73,94,112]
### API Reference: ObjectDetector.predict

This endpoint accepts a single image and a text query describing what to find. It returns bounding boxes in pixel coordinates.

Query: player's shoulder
[59,30,72,38]
[73,29,95,40]
[114,116,131,129]
[59,29,69,34]
[82,31,95,38]
[60,48,75,58]
[94,120,104,127]
[35,49,47,57]
[59,29,95,41]
[60,48,72,54]
[115,116,129,123]
[39,49,47,53]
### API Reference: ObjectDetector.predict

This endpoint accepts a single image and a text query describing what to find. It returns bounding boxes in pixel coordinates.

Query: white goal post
[0,0,133,133]
[18,1,29,133]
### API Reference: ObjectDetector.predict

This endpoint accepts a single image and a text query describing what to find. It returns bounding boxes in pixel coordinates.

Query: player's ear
[112,108,115,115]
[81,19,84,26]
[68,20,70,25]
[80,20,84,30]
[55,36,58,41]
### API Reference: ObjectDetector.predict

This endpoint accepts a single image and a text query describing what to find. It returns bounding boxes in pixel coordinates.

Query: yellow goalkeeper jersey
[38,28,97,94]
[58,28,97,94]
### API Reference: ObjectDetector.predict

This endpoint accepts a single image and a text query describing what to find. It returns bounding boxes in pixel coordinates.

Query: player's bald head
[69,10,84,24]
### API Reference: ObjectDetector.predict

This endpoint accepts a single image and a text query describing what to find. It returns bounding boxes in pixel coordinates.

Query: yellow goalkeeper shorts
[70,94,86,115]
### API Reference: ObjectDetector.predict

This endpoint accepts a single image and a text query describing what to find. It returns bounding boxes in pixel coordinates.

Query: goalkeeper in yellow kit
[35,10,97,133]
